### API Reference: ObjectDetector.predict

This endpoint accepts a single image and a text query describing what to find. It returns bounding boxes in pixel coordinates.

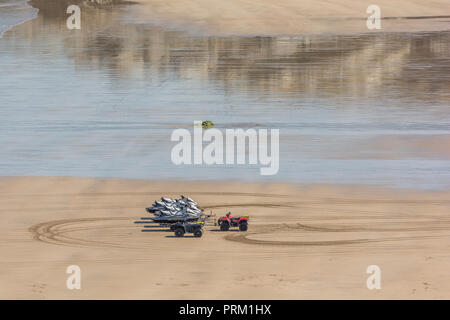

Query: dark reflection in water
[12,0,450,102]
[0,1,449,189]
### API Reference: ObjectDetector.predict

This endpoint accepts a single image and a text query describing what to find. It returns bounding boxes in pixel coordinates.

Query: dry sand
[131,0,450,35]
[1,176,450,299]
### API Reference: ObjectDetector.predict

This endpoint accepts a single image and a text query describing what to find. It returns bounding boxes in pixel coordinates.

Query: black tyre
[194,230,203,238]
[174,228,185,237]
[220,222,230,231]
[239,222,248,231]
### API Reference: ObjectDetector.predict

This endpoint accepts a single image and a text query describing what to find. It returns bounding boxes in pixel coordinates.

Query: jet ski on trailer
[136,195,204,228]
[149,213,201,224]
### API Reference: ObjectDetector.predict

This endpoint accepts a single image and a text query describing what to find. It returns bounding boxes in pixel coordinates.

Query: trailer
[173,221,204,237]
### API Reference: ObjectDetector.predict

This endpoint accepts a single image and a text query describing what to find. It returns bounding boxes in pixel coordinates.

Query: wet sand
[132,0,450,35]
[1,176,450,299]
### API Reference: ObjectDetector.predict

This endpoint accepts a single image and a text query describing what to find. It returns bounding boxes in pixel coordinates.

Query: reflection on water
[0,1,449,189]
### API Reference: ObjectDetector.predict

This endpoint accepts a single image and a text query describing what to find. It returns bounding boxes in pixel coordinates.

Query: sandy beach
[1,176,449,299]
[1,0,449,300]
[131,0,450,35]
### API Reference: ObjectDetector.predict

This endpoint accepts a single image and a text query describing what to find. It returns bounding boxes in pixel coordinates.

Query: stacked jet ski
[143,195,203,224]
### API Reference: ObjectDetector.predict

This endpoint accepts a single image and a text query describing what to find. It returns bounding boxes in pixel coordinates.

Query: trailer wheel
[220,222,230,231]
[239,222,248,231]
[175,228,185,237]
[194,230,203,238]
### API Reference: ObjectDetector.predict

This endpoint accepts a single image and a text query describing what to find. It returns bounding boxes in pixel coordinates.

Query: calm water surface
[0,1,449,189]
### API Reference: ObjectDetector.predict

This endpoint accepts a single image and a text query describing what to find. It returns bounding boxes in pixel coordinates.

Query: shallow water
[0,0,37,36]
[0,2,449,189]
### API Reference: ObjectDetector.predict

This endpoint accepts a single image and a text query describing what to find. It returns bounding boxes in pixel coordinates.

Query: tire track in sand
[29,217,450,249]
[28,200,294,248]
[224,223,450,246]
[29,217,134,248]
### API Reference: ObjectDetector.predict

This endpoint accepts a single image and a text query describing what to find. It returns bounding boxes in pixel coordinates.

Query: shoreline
[0,0,38,38]
[2,175,450,193]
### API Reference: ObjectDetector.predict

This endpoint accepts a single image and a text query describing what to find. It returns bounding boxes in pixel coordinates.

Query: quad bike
[218,214,249,231]
[173,221,204,237]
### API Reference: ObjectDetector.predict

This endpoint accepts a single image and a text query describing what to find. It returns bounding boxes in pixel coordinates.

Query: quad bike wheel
[220,222,230,231]
[194,230,203,238]
[239,222,248,231]
[174,228,185,237]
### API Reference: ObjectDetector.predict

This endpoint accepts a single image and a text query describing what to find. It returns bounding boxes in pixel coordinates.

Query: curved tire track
[224,223,450,246]
[29,217,134,248]
[28,201,294,248]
